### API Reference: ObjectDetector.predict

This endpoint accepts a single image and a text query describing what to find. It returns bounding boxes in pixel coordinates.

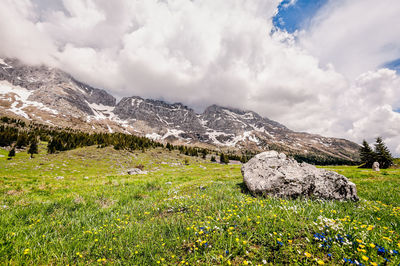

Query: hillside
[0,58,360,163]
[0,146,399,265]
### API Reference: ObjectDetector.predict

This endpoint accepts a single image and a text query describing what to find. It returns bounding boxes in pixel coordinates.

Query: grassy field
[0,146,399,265]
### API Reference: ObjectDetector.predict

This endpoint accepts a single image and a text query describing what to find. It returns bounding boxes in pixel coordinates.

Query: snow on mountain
[0,58,360,161]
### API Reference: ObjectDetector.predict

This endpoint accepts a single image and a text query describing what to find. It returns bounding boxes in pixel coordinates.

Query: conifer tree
[220,153,229,164]
[359,140,375,168]
[28,138,39,158]
[8,147,15,159]
[16,133,28,148]
[374,137,393,169]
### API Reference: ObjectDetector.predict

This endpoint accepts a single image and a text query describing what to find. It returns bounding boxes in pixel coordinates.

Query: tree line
[3,115,383,166]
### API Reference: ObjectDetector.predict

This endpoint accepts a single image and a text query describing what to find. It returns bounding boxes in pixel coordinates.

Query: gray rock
[55,176,64,180]
[241,151,358,201]
[372,161,380,171]
[127,168,148,175]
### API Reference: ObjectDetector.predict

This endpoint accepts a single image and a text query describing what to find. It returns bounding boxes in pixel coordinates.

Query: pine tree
[374,137,393,169]
[220,153,229,164]
[359,140,375,168]
[16,133,28,148]
[28,138,39,158]
[8,147,15,159]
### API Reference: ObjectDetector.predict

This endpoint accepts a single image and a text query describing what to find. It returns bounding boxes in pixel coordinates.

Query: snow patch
[106,124,113,133]
[0,80,59,118]
[146,132,162,140]
[87,102,115,120]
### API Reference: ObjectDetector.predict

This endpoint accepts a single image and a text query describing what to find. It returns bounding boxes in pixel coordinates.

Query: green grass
[0,146,399,265]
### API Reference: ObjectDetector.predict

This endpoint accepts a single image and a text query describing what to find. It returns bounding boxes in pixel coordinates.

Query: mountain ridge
[0,58,360,162]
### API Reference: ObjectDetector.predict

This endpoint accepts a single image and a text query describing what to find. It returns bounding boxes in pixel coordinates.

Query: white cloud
[0,0,400,155]
[300,0,400,79]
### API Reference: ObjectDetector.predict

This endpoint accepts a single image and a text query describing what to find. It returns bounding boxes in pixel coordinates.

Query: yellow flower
[317,260,325,265]
[369,243,376,248]
[243,260,249,265]
[362,255,369,261]
[371,262,377,266]
[304,252,312,258]
[288,240,293,244]
[243,241,247,245]
[356,239,363,243]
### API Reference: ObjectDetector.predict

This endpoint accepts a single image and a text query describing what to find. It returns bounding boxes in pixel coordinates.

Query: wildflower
[304,252,312,258]
[317,260,324,265]
[288,240,293,244]
[361,255,369,261]
[369,243,375,248]
[243,260,249,265]
[23,249,30,255]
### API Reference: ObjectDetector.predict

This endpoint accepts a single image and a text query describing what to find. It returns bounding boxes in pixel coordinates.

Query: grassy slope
[0,146,399,265]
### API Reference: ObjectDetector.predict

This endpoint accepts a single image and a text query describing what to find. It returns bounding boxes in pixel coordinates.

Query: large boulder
[241,151,358,201]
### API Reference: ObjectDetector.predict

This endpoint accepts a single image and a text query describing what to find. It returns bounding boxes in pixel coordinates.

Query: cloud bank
[0,0,400,155]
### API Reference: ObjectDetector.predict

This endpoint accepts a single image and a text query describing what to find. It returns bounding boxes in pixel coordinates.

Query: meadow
[0,145,399,265]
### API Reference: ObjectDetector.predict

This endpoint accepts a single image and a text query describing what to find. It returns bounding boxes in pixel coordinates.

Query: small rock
[55,176,64,180]
[372,161,380,172]
[127,168,148,175]
[199,166,207,170]
[84,176,89,180]
[166,182,172,185]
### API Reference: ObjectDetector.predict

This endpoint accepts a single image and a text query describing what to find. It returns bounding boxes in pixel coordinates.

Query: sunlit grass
[0,147,399,265]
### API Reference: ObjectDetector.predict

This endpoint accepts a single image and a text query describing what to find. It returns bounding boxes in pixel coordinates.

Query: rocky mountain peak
[0,58,360,162]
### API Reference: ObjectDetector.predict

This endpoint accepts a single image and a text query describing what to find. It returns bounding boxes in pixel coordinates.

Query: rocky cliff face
[0,58,115,117]
[0,58,360,161]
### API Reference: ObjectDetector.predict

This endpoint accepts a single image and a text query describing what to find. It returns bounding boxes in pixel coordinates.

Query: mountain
[0,58,360,161]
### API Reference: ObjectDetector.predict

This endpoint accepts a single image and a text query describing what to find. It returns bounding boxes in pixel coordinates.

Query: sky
[0,0,400,155]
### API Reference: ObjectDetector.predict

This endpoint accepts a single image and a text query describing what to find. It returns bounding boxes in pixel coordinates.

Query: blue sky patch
[273,0,328,33]
[383,58,400,73]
